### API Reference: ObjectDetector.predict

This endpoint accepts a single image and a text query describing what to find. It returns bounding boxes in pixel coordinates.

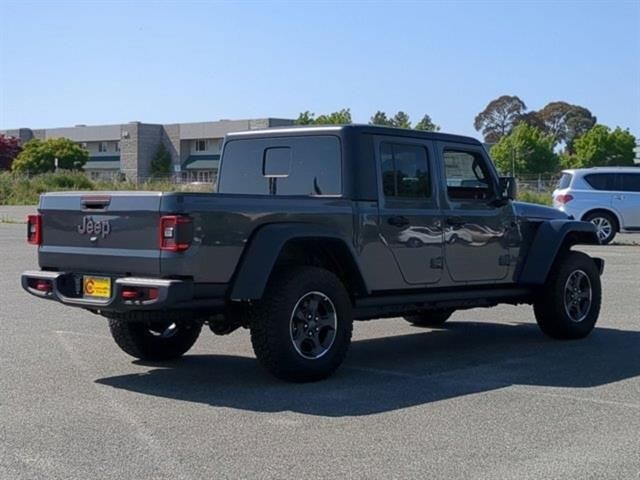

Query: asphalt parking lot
[1,221,639,480]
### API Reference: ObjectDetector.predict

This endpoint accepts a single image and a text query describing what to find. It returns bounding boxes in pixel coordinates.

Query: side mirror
[499,176,517,201]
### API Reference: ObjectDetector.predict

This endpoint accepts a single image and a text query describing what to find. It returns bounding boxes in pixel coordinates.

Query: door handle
[388,216,410,228]
[446,216,465,227]
[614,195,624,200]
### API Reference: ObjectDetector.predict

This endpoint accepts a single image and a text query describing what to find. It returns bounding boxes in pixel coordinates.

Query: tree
[474,95,527,143]
[0,135,21,170]
[391,111,411,129]
[490,123,558,175]
[150,143,172,178]
[370,111,394,126]
[536,101,596,150]
[566,125,636,168]
[11,138,88,174]
[295,109,352,125]
[414,114,440,132]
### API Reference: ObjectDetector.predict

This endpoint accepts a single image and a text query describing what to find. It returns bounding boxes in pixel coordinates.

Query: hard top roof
[226,124,482,145]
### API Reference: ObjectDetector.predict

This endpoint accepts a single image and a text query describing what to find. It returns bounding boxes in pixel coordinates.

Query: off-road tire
[404,309,454,327]
[106,314,202,361]
[533,251,601,340]
[583,211,617,245]
[247,267,353,382]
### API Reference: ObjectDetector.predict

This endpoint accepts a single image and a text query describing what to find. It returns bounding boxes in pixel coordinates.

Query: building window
[197,170,213,183]
[89,171,100,180]
[195,139,207,152]
[99,142,108,153]
[115,141,120,152]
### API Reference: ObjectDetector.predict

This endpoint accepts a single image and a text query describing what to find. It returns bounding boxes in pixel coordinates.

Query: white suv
[552,167,640,244]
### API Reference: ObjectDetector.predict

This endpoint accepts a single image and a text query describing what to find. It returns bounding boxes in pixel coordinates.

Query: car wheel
[248,266,353,382]
[107,317,202,361]
[404,309,454,327]
[584,211,617,244]
[533,251,601,340]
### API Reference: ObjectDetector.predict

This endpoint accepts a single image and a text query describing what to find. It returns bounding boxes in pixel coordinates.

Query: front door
[377,139,443,285]
[437,142,512,283]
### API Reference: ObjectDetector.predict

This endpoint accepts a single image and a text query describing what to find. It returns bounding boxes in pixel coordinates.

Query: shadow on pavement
[96,322,640,417]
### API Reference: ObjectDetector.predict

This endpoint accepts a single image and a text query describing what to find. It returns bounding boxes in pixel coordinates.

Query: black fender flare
[229,223,367,300]
[518,220,601,285]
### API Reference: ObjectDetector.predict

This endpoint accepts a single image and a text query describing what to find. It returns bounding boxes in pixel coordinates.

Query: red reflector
[121,287,159,301]
[159,215,192,252]
[555,194,574,204]
[35,280,52,292]
[27,214,42,245]
[121,288,140,300]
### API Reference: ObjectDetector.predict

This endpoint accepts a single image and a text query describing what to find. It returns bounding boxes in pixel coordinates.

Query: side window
[443,150,492,201]
[584,173,617,191]
[380,142,431,199]
[619,174,640,192]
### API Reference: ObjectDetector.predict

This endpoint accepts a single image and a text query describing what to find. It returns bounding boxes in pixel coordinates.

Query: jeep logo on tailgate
[77,217,111,238]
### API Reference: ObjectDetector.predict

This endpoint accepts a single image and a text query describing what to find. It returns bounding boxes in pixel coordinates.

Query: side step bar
[353,287,533,320]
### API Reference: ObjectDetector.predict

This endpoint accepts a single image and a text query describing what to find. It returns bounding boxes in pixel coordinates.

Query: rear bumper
[21,270,225,312]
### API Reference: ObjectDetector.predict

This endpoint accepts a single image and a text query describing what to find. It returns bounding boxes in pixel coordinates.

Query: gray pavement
[1,222,639,479]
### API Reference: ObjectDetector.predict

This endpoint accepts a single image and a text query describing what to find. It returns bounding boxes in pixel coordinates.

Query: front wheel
[248,267,353,382]
[533,251,601,339]
[107,316,202,361]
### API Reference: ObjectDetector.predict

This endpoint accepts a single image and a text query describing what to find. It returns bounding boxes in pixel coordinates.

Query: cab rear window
[218,136,341,196]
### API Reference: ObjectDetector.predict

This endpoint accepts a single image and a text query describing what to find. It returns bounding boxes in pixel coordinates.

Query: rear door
[376,137,443,285]
[436,142,512,283]
[38,192,163,275]
[615,173,640,228]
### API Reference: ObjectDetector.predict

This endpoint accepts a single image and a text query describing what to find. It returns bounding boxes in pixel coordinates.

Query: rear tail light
[159,215,193,252]
[27,214,42,245]
[555,194,574,205]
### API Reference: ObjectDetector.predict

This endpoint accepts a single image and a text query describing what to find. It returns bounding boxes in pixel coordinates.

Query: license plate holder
[82,276,111,299]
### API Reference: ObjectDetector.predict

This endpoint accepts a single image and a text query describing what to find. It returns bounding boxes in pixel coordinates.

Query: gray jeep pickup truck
[22,125,604,382]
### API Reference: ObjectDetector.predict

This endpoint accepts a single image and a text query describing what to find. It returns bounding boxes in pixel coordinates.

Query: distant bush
[517,189,552,206]
[0,171,210,205]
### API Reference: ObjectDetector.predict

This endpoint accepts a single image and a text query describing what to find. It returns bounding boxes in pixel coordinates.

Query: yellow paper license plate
[83,276,111,298]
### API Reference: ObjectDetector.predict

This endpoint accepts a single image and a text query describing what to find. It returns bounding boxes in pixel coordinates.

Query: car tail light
[555,194,574,205]
[159,215,193,252]
[27,214,42,245]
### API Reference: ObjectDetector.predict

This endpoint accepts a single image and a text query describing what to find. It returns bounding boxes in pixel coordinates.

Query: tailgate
[38,192,163,276]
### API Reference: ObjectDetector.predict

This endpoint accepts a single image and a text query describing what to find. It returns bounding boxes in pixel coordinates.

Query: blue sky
[1,0,639,140]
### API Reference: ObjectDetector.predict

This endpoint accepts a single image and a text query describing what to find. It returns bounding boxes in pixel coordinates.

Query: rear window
[619,173,640,192]
[557,173,573,189]
[584,173,617,191]
[218,136,341,196]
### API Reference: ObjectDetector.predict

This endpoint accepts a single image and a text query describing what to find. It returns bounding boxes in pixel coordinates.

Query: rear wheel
[404,309,454,327]
[584,211,617,244]
[107,315,202,361]
[533,251,601,339]
[247,267,353,382]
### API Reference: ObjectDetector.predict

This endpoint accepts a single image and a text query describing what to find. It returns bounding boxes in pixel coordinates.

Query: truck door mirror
[499,176,517,201]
